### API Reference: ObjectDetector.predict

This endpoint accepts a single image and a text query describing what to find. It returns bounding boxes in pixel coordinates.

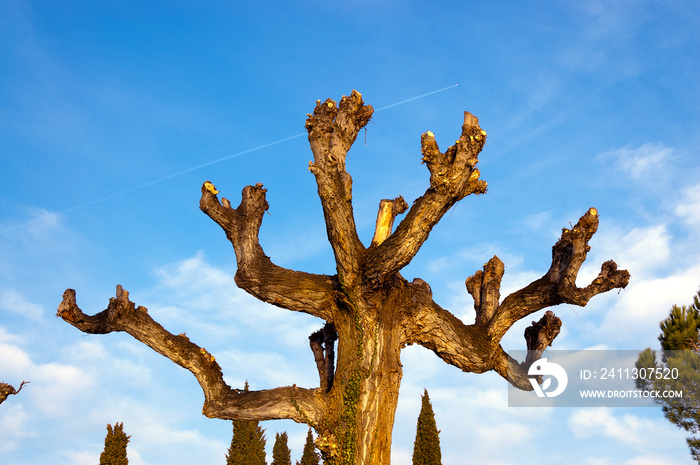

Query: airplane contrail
[2,84,460,233]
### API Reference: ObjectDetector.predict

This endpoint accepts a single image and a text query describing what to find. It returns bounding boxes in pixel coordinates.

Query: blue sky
[1,1,699,464]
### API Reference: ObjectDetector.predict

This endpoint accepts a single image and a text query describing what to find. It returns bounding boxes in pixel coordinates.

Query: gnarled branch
[492,311,563,389]
[305,90,373,284]
[364,112,488,285]
[200,181,338,321]
[56,287,326,425]
[488,208,630,340]
[402,280,496,375]
[404,208,628,389]
[0,380,29,406]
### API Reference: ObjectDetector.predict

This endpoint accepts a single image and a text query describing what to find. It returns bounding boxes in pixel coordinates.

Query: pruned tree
[57,90,630,465]
[0,380,28,406]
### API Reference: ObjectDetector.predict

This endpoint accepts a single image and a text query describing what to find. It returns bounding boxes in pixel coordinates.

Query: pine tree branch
[200,182,338,321]
[57,287,326,424]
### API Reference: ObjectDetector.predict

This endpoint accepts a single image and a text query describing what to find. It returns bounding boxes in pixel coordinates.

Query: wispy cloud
[569,408,656,445]
[675,182,700,226]
[0,288,44,320]
[598,143,674,184]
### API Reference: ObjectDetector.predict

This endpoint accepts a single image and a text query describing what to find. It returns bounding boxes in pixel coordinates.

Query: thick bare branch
[488,208,630,339]
[56,287,326,425]
[305,90,373,283]
[402,281,496,375]
[0,381,29,405]
[364,112,488,285]
[405,208,627,390]
[200,181,338,321]
[492,311,563,389]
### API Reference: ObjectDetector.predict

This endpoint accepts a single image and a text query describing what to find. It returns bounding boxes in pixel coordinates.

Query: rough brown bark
[0,381,29,406]
[58,90,629,465]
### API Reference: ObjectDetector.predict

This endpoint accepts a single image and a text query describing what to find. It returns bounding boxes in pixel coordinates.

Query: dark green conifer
[226,382,267,465]
[636,289,700,462]
[297,429,319,465]
[99,422,130,465]
[272,432,292,465]
[412,389,442,465]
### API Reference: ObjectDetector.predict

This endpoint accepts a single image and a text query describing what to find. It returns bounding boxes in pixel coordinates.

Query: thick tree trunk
[315,294,404,465]
[57,90,630,465]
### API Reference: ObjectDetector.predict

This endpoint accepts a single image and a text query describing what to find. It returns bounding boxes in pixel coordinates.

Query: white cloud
[146,251,325,359]
[593,267,700,348]
[626,457,689,465]
[599,143,673,183]
[0,403,32,453]
[0,288,44,320]
[477,421,533,446]
[568,407,682,451]
[0,334,96,417]
[60,339,155,389]
[0,341,33,376]
[0,207,63,238]
[581,224,671,283]
[59,449,102,465]
[219,347,316,389]
[569,408,646,444]
[584,459,612,465]
[675,182,700,226]
[32,362,96,416]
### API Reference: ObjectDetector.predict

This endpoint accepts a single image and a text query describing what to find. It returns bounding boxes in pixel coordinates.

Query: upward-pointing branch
[364,112,488,285]
[305,90,374,285]
[200,182,338,321]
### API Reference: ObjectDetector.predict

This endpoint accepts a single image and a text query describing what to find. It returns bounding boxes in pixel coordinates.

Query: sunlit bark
[58,91,629,464]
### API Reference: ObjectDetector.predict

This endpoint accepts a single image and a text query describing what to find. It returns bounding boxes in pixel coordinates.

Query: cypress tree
[99,422,130,465]
[272,432,292,465]
[412,389,442,465]
[226,382,267,465]
[297,429,319,465]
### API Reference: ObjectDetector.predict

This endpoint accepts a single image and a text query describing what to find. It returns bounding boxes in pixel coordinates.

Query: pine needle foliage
[636,289,700,463]
[297,429,320,465]
[412,389,442,465]
[272,432,292,465]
